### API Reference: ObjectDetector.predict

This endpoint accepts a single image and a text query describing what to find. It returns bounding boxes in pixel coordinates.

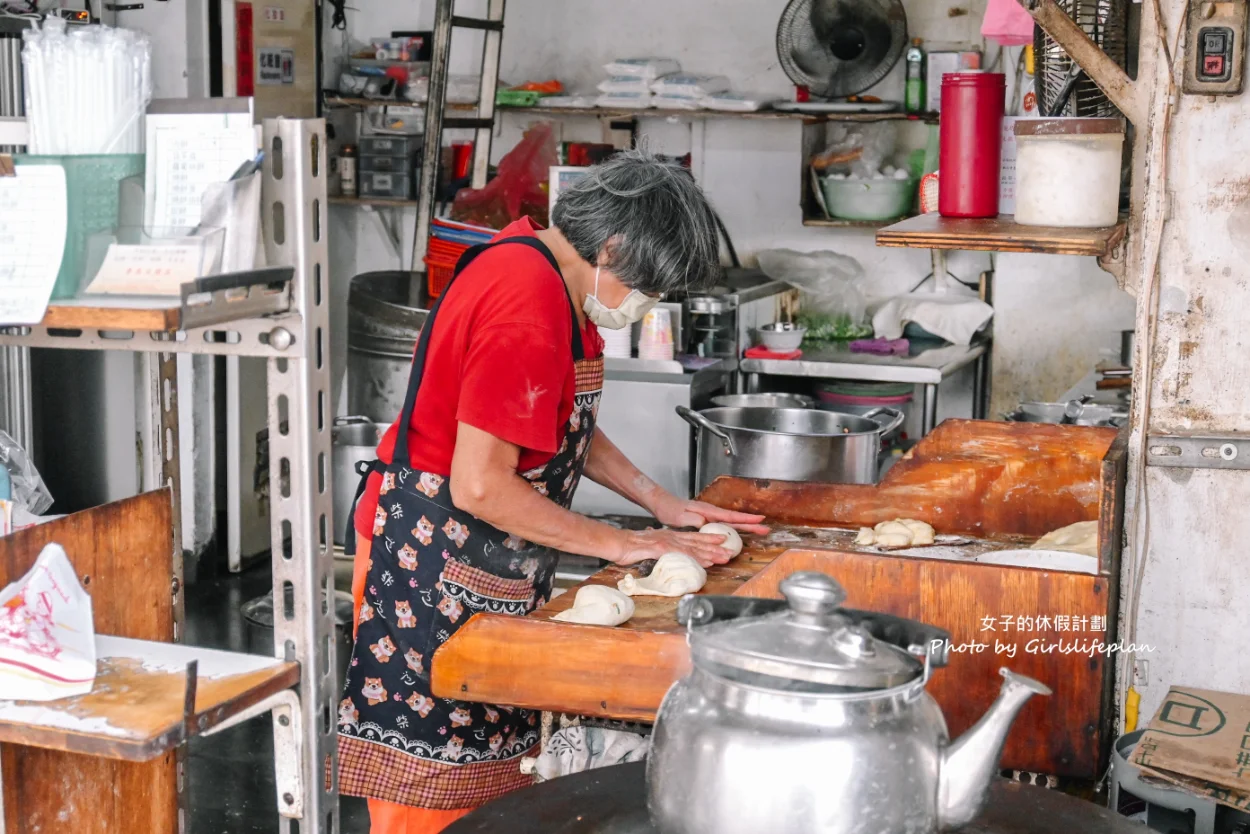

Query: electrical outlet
[1133,659,1150,687]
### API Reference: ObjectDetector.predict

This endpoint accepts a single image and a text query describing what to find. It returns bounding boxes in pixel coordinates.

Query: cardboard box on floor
[1132,686,1250,812]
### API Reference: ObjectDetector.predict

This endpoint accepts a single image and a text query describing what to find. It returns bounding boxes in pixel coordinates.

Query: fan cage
[1035,0,1128,117]
[776,0,909,99]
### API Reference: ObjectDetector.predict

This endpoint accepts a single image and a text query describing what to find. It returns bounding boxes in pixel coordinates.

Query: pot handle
[676,405,736,457]
[863,406,905,437]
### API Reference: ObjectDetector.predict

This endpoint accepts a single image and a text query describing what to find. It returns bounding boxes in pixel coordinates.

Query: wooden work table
[432,420,1127,780]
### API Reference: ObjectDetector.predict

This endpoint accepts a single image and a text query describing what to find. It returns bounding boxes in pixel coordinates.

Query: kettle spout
[937,668,1052,831]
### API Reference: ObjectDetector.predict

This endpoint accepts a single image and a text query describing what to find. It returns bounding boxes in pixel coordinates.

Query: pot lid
[689,573,923,690]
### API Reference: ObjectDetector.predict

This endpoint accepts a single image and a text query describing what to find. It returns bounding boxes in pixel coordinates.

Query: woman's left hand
[650,494,770,535]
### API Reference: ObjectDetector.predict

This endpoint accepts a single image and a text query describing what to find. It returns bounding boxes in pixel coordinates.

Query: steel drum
[444,763,1143,834]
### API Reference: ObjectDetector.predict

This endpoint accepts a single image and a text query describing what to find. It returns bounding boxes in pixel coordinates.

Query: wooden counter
[431,420,1127,779]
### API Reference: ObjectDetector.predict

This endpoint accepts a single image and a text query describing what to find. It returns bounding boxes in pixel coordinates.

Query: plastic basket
[423,253,458,298]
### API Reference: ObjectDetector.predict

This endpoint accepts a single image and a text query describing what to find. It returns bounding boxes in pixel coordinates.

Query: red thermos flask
[939,72,1005,218]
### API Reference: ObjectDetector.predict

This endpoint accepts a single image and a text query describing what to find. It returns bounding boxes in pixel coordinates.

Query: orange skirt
[353,533,477,832]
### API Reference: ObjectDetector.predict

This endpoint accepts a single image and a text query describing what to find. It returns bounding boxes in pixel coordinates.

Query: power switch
[1184,0,1247,95]
[1198,26,1234,81]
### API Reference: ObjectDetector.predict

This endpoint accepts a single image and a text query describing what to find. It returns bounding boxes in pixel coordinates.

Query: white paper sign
[1000,116,1018,215]
[149,126,257,232]
[0,165,68,325]
[86,243,205,296]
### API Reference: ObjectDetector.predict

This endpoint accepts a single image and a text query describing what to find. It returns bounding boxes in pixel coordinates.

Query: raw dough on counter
[1029,520,1098,558]
[617,552,708,597]
[699,522,743,557]
[551,585,635,626]
[855,518,936,548]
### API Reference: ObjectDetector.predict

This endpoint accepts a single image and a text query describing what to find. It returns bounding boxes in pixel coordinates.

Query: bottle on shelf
[905,38,926,115]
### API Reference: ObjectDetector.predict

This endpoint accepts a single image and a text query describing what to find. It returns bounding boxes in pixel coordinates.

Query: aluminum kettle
[646,573,1052,834]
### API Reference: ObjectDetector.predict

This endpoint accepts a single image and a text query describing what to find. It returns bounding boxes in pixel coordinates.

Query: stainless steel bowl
[710,393,815,409]
[754,322,807,352]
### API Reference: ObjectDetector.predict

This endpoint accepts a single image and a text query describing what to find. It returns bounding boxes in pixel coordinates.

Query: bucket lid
[1015,117,1125,136]
[690,573,923,691]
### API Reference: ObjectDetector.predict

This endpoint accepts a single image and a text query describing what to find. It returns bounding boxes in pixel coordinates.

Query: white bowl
[753,323,807,352]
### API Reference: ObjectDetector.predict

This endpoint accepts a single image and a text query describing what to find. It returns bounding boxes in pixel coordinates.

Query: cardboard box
[1132,686,1250,812]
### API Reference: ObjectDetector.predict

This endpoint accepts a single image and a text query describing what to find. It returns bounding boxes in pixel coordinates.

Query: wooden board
[0,491,178,834]
[0,636,298,760]
[699,420,1119,570]
[432,420,1127,779]
[875,213,1127,257]
[40,298,183,332]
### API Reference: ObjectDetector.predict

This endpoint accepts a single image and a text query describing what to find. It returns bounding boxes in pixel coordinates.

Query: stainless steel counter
[739,340,990,435]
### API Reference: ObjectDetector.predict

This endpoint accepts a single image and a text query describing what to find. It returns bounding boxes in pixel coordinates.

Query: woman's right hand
[613,527,733,568]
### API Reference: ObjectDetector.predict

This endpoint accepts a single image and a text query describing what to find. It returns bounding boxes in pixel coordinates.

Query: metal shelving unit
[0,117,339,833]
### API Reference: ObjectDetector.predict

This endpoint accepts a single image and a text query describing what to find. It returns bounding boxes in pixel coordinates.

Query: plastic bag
[597,76,652,94]
[602,57,681,78]
[595,92,654,109]
[810,123,899,179]
[450,121,559,229]
[652,95,705,111]
[981,0,1035,46]
[0,430,53,515]
[649,74,731,98]
[699,92,774,112]
[0,543,96,701]
[756,249,873,340]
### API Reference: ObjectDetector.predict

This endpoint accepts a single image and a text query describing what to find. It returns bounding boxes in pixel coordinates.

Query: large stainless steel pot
[647,573,1052,834]
[709,393,814,409]
[677,405,904,491]
[332,417,384,546]
[348,272,430,423]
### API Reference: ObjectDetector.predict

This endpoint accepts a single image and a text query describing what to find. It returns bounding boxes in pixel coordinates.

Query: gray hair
[551,149,721,295]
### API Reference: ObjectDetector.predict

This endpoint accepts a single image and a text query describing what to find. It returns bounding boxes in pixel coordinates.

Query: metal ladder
[409,0,505,277]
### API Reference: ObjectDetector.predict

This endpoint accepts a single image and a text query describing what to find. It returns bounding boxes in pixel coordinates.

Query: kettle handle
[676,405,736,456]
[863,406,906,437]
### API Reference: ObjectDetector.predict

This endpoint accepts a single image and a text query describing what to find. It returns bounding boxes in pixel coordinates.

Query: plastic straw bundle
[20,17,152,155]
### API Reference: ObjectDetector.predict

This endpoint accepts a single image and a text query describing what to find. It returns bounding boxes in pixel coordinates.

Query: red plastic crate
[423,253,458,298]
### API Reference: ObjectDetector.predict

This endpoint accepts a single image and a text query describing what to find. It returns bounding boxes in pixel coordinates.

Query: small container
[360,171,414,200]
[1014,118,1124,228]
[821,176,916,221]
[753,322,807,352]
[938,72,1005,218]
[339,144,358,197]
[359,152,418,173]
[360,134,419,156]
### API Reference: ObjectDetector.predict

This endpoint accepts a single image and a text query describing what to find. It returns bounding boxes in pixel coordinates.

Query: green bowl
[820,176,916,222]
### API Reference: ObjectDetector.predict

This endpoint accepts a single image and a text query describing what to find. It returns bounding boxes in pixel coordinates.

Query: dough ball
[1030,520,1098,558]
[855,527,876,545]
[699,522,743,557]
[900,519,935,546]
[874,520,913,539]
[551,584,635,626]
[875,532,913,547]
[617,552,708,597]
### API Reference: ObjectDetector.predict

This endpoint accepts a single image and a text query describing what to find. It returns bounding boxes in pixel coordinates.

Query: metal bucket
[332,417,384,546]
[677,405,904,493]
[242,589,355,689]
[348,272,431,423]
[710,393,814,409]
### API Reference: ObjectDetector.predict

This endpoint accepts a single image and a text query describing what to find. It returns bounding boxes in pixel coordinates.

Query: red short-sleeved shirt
[353,217,603,538]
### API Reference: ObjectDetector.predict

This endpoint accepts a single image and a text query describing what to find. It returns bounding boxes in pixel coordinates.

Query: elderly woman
[339,150,767,833]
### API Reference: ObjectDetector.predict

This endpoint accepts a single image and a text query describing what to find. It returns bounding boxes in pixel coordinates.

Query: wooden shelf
[875,213,1128,257]
[38,298,185,331]
[0,636,299,761]
[499,105,929,123]
[328,195,418,208]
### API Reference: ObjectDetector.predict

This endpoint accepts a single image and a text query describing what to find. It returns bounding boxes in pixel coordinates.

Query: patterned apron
[337,236,604,810]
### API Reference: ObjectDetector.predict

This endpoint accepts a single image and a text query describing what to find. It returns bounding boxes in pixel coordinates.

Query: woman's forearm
[582,428,666,512]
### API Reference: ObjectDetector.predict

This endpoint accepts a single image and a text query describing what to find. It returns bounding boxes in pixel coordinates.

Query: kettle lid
[688,572,924,690]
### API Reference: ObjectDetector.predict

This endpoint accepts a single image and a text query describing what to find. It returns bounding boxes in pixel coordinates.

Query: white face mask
[582,266,658,330]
